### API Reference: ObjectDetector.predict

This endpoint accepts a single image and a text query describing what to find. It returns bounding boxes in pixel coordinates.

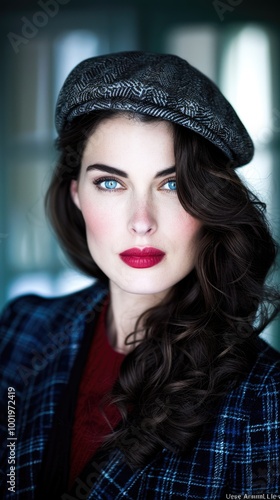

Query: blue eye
[103,179,119,189]
[163,179,177,191]
[94,177,124,191]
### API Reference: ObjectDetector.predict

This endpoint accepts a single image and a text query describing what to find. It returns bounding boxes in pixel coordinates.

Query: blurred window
[1,8,137,306]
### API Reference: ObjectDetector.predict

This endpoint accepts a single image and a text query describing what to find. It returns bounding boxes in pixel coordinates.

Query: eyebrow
[86,164,176,178]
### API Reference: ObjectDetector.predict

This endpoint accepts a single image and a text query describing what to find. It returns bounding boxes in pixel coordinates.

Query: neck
[106,282,169,354]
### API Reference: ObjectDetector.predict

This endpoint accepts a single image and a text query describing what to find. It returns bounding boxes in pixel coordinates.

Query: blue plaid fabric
[0,282,279,499]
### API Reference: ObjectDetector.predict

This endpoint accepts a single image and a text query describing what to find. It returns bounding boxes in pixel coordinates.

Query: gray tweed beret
[55,51,254,167]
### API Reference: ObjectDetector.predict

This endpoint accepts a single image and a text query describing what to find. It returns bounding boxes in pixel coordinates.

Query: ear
[70,180,81,210]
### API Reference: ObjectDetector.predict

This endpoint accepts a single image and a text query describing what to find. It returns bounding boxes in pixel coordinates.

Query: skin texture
[70,116,202,352]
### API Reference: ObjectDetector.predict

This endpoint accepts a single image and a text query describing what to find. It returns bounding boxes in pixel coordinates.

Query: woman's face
[71,115,202,297]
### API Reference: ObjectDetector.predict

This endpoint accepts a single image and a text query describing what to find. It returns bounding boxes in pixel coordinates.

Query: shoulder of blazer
[0,279,108,328]
[0,280,109,395]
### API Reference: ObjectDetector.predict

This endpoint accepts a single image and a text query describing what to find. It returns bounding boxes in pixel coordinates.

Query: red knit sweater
[69,303,125,486]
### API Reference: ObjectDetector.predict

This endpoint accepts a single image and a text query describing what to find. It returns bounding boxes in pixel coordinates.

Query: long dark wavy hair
[46,110,280,468]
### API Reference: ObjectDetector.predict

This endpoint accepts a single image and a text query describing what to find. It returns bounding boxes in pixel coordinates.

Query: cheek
[80,202,113,240]
[174,211,202,247]
[81,199,122,245]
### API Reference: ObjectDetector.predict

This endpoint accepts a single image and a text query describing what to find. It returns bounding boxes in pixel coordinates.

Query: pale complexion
[71,115,202,353]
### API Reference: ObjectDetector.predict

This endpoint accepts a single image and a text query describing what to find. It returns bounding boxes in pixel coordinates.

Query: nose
[128,198,157,236]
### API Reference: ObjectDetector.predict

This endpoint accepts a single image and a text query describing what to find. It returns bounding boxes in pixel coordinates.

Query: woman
[0,51,279,499]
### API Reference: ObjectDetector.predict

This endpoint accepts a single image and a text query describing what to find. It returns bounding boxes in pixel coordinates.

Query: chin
[114,279,174,297]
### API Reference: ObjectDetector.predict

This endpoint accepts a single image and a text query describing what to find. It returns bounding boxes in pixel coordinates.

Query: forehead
[82,115,175,168]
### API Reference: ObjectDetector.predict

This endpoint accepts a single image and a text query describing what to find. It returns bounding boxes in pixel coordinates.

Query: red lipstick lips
[120,247,165,268]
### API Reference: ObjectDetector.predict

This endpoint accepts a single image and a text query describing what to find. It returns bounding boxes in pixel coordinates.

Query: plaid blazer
[0,282,279,499]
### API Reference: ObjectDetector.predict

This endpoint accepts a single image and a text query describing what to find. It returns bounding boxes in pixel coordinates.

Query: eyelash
[92,176,177,192]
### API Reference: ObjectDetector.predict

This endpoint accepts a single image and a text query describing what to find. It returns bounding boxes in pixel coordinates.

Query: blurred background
[0,0,279,349]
